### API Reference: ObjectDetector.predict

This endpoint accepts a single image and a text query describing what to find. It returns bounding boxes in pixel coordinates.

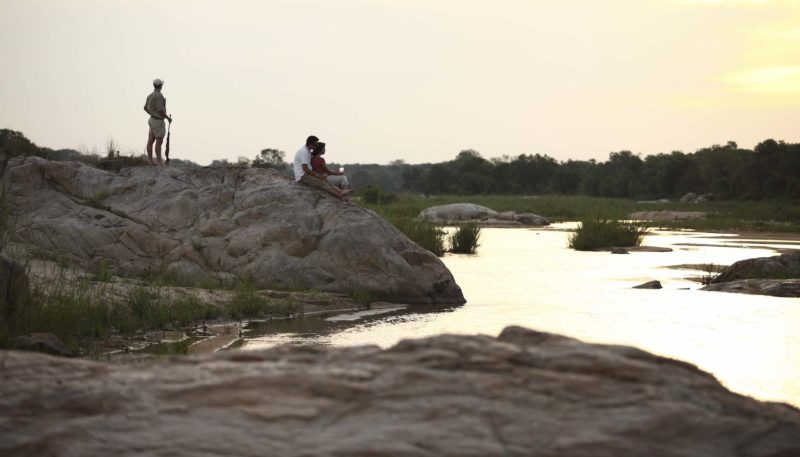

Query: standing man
[143,78,172,165]
[293,135,353,200]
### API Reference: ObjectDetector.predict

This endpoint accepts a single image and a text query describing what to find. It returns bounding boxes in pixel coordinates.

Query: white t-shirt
[292,145,312,181]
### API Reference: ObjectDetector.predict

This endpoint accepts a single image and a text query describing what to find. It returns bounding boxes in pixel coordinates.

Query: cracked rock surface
[2,156,463,304]
[1,326,799,457]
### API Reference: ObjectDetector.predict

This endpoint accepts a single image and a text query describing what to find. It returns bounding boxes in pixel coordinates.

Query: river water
[238,224,800,407]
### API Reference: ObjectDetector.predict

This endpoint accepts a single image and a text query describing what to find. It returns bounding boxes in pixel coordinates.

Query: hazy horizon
[2,0,798,166]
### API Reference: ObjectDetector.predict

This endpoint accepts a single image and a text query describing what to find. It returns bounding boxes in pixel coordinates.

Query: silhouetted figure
[143,78,172,166]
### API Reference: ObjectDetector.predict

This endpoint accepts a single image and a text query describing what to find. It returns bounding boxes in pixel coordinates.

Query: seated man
[310,142,350,190]
[293,135,353,200]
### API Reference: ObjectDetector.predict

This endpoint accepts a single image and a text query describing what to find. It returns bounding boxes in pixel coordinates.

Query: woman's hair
[312,142,326,156]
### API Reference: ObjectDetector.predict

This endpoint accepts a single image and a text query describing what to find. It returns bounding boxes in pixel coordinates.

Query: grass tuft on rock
[569,218,648,251]
[449,224,481,254]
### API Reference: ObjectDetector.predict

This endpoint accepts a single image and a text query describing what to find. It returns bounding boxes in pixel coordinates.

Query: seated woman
[310,142,351,190]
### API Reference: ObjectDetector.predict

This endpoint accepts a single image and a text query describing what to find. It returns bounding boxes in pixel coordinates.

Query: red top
[311,155,332,174]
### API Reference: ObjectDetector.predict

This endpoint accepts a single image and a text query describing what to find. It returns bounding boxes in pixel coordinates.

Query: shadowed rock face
[2,157,463,304]
[1,326,799,457]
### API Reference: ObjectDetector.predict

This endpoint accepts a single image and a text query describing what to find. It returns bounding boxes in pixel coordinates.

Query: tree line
[2,128,798,200]
[340,140,800,200]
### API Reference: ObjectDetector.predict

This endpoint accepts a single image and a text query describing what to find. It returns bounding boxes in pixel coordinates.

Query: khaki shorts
[300,173,343,198]
[148,118,166,138]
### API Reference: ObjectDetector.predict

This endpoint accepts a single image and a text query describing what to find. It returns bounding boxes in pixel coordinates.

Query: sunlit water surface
[239,225,800,407]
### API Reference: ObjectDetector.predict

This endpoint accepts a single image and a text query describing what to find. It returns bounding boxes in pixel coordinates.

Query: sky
[1,0,798,165]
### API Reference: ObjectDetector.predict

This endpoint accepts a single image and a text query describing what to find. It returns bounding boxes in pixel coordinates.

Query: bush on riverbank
[569,218,648,251]
[360,186,398,205]
[449,224,481,254]
[366,199,446,256]
[389,215,446,256]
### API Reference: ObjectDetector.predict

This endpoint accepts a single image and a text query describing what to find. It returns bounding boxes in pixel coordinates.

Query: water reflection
[240,225,800,407]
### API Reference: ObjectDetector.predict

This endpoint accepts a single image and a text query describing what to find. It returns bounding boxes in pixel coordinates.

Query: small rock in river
[634,280,662,289]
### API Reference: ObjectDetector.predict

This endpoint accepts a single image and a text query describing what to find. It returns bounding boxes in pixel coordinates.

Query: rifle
[165,118,172,166]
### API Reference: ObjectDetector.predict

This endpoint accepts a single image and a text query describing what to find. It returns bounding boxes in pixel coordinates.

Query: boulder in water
[418,203,498,222]
[418,203,549,226]
[633,280,662,289]
[712,251,800,284]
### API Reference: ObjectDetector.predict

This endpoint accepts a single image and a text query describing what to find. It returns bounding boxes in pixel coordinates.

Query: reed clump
[449,224,481,254]
[569,217,648,251]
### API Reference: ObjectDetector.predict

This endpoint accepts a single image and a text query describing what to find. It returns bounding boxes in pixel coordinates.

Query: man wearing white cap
[143,78,172,165]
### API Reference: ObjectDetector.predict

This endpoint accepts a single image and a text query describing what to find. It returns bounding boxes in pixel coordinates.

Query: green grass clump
[449,224,481,254]
[569,218,648,251]
[365,200,445,256]
[360,186,398,205]
[349,288,376,307]
[227,284,296,320]
[0,258,301,353]
[361,193,446,256]
[391,216,446,256]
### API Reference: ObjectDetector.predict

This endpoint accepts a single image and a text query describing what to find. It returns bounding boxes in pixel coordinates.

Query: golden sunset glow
[723,66,800,94]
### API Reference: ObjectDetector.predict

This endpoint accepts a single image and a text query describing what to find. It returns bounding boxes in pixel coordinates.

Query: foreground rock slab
[2,157,463,304]
[2,326,799,457]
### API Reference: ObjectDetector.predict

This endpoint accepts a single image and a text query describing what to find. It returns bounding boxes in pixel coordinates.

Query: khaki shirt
[144,90,166,119]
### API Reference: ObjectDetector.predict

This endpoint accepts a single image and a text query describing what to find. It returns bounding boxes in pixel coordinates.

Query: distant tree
[754,139,781,156]
[422,163,455,194]
[0,129,42,157]
[352,169,376,188]
[252,148,287,170]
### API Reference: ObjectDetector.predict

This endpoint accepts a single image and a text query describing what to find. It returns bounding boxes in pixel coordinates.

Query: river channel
[236,224,800,407]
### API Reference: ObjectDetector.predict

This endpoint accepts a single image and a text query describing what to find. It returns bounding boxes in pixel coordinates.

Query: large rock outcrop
[2,326,799,456]
[2,157,463,304]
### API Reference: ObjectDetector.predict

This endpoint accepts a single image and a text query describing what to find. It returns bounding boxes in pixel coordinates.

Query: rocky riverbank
[2,326,799,456]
